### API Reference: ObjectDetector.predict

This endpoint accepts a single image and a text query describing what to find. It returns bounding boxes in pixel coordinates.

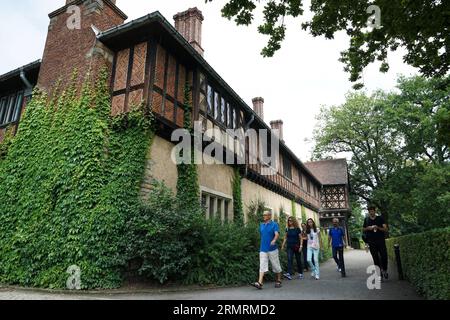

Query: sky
[0,0,418,161]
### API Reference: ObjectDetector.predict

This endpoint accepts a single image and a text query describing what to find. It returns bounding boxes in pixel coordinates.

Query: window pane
[5,95,16,124]
[13,93,23,122]
[0,97,7,125]
[221,98,226,124]
[199,91,207,113]
[233,109,237,129]
[215,92,220,121]
[199,73,206,92]
[224,200,229,221]
[217,199,223,219]
[209,197,215,219]
[207,85,213,115]
[227,103,232,128]
[283,156,292,180]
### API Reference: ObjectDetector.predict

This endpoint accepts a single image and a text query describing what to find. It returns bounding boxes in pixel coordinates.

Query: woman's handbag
[293,244,301,252]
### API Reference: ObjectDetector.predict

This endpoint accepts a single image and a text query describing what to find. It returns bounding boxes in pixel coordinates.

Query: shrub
[320,229,332,263]
[126,181,202,284]
[386,228,450,300]
[184,219,260,285]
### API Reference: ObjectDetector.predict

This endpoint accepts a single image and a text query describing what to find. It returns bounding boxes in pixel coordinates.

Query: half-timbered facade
[304,159,352,242]
[0,1,350,229]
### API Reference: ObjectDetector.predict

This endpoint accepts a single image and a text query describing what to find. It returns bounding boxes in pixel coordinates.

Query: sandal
[275,281,282,288]
[251,282,263,290]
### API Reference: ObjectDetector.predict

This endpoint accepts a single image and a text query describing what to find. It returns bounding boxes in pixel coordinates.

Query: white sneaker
[311,272,315,278]
[336,266,340,272]
[315,275,320,280]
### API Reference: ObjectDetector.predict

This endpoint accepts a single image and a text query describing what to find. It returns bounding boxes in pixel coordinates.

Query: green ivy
[176,84,202,218]
[301,205,307,223]
[0,125,15,160]
[0,69,152,289]
[291,200,297,218]
[232,167,244,224]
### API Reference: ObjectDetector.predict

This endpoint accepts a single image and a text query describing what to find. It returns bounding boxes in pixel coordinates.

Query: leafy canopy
[209,0,450,88]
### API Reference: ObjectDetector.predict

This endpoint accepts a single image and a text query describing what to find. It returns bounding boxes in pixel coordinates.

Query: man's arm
[328,233,332,247]
[271,231,280,246]
[376,224,389,232]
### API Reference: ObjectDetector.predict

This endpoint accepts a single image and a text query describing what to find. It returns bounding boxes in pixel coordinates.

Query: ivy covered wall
[0,71,153,289]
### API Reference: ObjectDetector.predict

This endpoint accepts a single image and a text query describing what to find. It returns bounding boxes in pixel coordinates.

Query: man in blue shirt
[328,218,347,277]
[251,210,282,289]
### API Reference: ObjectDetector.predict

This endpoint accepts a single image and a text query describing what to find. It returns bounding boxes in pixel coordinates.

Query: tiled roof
[304,159,349,185]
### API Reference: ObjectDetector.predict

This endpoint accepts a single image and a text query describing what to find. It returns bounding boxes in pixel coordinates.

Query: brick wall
[37,0,126,95]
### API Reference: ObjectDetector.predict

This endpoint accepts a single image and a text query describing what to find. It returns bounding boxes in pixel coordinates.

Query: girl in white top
[306,218,322,280]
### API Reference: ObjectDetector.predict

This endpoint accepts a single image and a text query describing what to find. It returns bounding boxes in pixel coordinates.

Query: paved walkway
[0,250,422,300]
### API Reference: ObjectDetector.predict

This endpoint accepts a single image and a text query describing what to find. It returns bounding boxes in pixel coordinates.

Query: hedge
[386,227,450,300]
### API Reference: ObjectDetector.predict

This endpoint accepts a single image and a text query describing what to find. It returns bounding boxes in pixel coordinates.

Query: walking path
[0,250,421,300]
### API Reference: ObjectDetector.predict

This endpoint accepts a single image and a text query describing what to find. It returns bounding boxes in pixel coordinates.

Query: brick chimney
[37,0,127,94]
[270,120,284,142]
[174,8,204,56]
[252,97,264,120]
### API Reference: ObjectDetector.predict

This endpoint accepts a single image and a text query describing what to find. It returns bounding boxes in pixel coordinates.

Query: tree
[313,91,405,222]
[210,0,449,88]
[385,76,450,164]
[313,75,449,232]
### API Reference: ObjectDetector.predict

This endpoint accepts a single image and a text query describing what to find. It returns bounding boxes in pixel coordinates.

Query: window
[299,170,303,188]
[201,191,232,222]
[0,92,23,127]
[233,109,237,129]
[221,97,226,124]
[227,103,233,128]
[224,201,229,221]
[283,156,292,180]
[307,180,311,194]
[214,92,220,121]
[0,98,7,124]
[207,85,213,115]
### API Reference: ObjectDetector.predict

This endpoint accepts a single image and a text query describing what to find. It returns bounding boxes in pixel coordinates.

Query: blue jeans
[286,246,303,275]
[307,247,320,277]
[332,246,346,275]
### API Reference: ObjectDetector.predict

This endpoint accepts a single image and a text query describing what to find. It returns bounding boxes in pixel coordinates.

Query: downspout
[16,68,34,135]
[20,68,33,96]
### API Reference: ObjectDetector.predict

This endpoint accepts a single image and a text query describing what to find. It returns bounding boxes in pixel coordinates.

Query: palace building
[0,0,351,240]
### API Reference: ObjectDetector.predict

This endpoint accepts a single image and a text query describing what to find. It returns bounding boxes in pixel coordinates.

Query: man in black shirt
[363,205,389,280]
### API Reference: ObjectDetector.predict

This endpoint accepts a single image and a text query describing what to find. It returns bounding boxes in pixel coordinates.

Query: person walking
[363,205,389,281]
[328,218,346,277]
[301,223,309,272]
[281,217,304,280]
[306,218,322,280]
[251,210,283,289]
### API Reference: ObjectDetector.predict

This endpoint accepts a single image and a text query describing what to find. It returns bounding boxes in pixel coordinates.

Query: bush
[320,229,332,263]
[126,181,202,284]
[386,228,450,300]
[184,219,260,285]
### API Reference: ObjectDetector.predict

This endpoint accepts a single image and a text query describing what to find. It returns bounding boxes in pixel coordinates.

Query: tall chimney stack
[37,0,127,93]
[252,97,264,120]
[174,8,204,56]
[270,120,284,142]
